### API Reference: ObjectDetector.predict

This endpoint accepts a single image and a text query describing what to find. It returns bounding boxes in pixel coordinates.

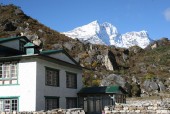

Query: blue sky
[1,0,170,40]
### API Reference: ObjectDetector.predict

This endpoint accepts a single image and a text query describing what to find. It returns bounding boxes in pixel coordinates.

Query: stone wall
[104,98,170,114]
[0,108,85,114]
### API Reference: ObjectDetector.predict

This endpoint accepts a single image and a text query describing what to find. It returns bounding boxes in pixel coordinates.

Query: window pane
[3,64,10,78]
[66,98,77,109]
[0,100,3,112]
[66,72,77,88]
[0,62,18,85]
[46,68,59,86]
[45,98,59,110]
[4,99,10,112]
[0,64,2,78]
[11,99,18,111]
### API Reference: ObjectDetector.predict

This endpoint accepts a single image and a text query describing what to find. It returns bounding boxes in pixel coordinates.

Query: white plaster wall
[18,61,37,111]
[0,60,37,111]
[1,40,19,50]
[48,53,75,64]
[36,59,83,110]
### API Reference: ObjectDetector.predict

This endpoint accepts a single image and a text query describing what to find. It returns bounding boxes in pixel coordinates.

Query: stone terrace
[104,98,170,114]
[0,108,85,114]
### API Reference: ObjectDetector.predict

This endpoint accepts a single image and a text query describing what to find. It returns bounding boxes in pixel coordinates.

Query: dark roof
[0,36,30,43]
[78,86,127,95]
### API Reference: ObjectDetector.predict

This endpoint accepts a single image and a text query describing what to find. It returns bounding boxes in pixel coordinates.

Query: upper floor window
[0,62,18,85]
[66,72,77,89]
[45,67,59,86]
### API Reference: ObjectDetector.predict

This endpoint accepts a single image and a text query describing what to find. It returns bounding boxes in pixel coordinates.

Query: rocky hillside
[0,4,170,97]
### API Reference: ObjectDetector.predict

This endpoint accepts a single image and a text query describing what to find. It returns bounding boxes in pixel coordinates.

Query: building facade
[0,36,83,112]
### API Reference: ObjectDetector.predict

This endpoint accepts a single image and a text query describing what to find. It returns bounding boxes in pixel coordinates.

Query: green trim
[106,86,120,93]
[24,42,35,47]
[44,96,60,99]
[45,66,59,71]
[0,84,20,86]
[0,96,20,99]
[40,49,63,54]
[0,36,29,43]
[65,97,77,99]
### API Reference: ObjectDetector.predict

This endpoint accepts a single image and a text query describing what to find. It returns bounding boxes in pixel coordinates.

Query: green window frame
[0,97,18,112]
[0,62,18,85]
[45,67,59,87]
[66,72,77,89]
[45,96,59,110]
[66,97,77,109]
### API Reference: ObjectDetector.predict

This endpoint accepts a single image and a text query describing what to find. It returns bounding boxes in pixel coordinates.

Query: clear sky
[1,0,170,40]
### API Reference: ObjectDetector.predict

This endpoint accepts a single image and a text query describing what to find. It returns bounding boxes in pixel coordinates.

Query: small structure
[77,86,127,114]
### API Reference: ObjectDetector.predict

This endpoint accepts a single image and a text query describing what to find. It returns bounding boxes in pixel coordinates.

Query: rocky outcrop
[100,74,125,87]
[143,79,166,94]
[100,49,119,71]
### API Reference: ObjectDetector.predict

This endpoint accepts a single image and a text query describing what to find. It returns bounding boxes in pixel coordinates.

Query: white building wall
[18,61,37,111]
[36,59,82,110]
[0,60,37,111]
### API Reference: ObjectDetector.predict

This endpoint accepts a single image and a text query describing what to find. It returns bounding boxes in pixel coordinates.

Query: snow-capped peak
[62,21,152,48]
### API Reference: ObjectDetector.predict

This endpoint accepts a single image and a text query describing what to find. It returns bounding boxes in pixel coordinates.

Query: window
[45,67,59,86]
[66,97,77,109]
[0,62,18,85]
[45,97,59,110]
[66,72,77,89]
[0,98,18,112]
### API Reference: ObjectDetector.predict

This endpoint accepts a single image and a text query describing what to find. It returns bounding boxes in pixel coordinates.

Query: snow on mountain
[62,21,152,48]
[112,30,152,49]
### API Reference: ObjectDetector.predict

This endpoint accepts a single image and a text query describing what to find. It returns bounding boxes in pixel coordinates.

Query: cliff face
[0,4,170,97]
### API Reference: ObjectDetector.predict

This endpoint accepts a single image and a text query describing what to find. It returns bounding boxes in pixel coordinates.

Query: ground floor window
[45,97,59,110]
[66,97,77,109]
[78,96,112,113]
[0,98,18,112]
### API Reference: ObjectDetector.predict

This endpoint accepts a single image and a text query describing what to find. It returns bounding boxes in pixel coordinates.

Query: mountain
[63,21,153,48]
[0,4,170,96]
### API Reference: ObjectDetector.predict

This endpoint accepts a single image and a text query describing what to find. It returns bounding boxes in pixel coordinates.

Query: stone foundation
[104,98,170,114]
[0,108,85,114]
